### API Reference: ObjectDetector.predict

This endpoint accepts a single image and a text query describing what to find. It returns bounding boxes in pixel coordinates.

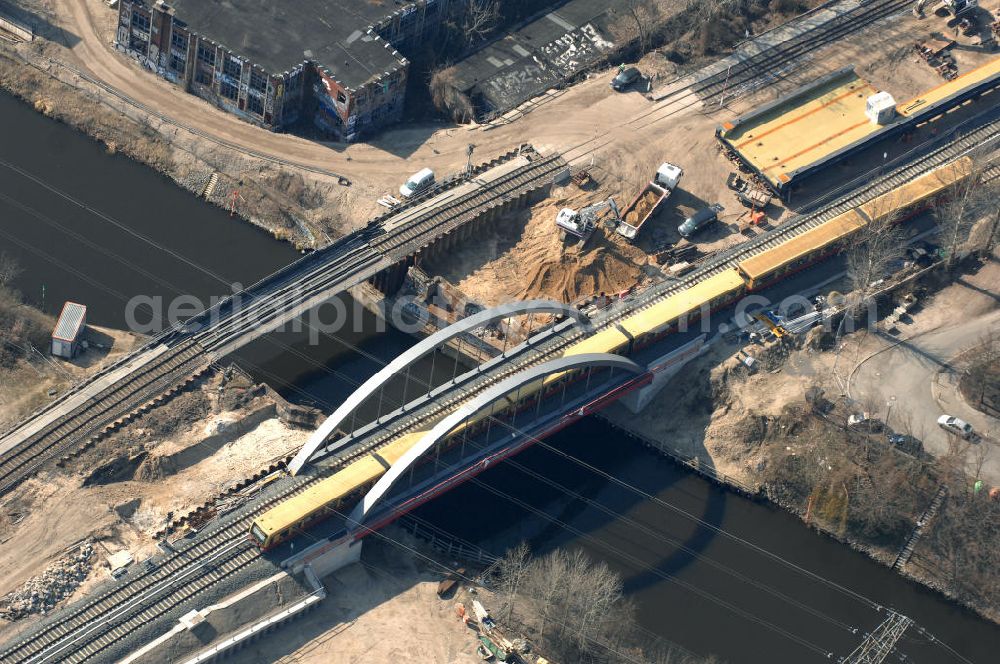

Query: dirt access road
[851,260,1000,484]
[51,0,679,199]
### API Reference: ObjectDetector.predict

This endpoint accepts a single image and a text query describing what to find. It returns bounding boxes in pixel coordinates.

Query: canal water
[2,91,998,663]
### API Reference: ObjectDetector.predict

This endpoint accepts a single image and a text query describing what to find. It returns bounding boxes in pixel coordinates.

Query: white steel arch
[348,352,645,529]
[288,300,590,475]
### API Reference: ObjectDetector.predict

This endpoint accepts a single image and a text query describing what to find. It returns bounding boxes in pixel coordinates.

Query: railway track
[318,111,1000,462]
[0,340,209,495]
[0,150,565,499]
[370,152,567,256]
[2,125,992,662]
[629,0,916,130]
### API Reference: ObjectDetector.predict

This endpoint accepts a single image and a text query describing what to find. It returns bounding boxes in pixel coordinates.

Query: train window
[250,524,267,546]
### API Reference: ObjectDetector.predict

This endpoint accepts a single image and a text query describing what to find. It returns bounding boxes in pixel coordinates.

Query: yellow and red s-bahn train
[250,157,974,550]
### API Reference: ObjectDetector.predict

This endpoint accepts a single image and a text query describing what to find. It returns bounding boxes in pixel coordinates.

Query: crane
[555,196,621,246]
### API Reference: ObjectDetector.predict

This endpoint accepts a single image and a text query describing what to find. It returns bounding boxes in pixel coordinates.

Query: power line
[0,155,975,663]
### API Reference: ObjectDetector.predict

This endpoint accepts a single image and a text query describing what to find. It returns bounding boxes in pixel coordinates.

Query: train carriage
[739,157,975,290]
[858,156,973,223]
[250,156,980,550]
[619,270,746,345]
[251,430,422,550]
[737,210,866,291]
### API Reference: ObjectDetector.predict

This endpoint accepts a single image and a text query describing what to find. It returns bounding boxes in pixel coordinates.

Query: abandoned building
[115,0,460,140]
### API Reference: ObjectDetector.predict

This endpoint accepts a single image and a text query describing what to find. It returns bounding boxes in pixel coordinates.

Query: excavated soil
[623,189,660,227]
[430,193,651,306]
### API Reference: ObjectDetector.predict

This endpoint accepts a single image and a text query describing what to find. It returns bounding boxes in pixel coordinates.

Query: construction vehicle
[752,311,788,338]
[932,0,977,19]
[555,196,621,245]
[616,162,683,240]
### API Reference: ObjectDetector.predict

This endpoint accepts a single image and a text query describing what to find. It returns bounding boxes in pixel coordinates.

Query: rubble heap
[0,541,94,620]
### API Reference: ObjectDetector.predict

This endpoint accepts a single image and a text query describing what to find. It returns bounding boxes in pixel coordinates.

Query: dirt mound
[134,454,178,482]
[83,451,147,486]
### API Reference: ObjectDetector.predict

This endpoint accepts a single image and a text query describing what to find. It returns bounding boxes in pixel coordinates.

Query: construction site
[0,0,999,662]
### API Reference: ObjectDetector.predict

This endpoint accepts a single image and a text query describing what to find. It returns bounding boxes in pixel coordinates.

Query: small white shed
[52,302,87,359]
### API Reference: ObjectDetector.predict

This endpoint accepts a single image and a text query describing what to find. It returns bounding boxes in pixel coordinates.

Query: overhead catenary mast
[840,610,913,664]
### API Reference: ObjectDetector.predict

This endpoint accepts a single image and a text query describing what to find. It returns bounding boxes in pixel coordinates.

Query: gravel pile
[0,542,94,620]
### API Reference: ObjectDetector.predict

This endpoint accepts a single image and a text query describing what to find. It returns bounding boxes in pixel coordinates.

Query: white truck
[615,162,683,240]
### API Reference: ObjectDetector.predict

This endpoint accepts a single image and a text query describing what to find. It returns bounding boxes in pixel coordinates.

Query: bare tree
[622,0,662,54]
[845,203,905,318]
[429,66,475,122]
[0,252,21,288]
[935,153,994,268]
[491,546,647,663]
[462,0,500,45]
[493,541,530,622]
[975,177,1000,254]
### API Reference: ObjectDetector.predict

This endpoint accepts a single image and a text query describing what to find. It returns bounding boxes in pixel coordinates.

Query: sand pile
[449,200,650,305]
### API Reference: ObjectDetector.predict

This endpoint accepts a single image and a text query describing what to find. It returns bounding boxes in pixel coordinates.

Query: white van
[399,168,435,198]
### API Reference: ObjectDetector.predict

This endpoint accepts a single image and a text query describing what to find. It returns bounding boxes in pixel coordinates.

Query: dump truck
[616,162,683,240]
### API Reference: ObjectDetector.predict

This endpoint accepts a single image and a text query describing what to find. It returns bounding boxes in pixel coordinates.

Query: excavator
[555,196,621,246]
[915,0,977,20]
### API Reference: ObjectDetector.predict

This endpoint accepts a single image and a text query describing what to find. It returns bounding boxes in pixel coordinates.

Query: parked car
[887,433,923,456]
[848,412,883,433]
[678,204,724,238]
[399,167,435,198]
[611,66,641,91]
[937,415,975,440]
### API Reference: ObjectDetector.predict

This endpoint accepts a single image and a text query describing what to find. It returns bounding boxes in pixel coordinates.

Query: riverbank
[0,42,340,248]
[601,255,1000,626]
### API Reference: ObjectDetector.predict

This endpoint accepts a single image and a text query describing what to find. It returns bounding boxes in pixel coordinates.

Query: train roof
[738,211,866,283]
[619,270,745,338]
[857,156,974,221]
[255,430,422,536]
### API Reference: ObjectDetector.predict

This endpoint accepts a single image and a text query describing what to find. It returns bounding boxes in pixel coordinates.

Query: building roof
[718,68,881,188]
[167,0,407,88]
[450,0,619,117]
[53,302,86,342]
[718,57,1000,190]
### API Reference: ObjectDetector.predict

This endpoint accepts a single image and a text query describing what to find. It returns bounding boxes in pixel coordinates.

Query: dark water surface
[412,417,1000,663]
[0,91,295,326]
[2,90,997,664]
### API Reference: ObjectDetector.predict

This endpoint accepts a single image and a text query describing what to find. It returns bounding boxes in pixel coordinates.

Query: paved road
[852,308,1000,483]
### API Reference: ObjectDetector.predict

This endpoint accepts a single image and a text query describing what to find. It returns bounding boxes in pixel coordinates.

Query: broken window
[220,81,239,101]
[130,12,150,34]
[250,70,268,93]
[336,91,347,104]
[197,42,215,67]
[169,53,185,73]
[170,30,187,52]
[223,55,242,80]
[248,95,264,116]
